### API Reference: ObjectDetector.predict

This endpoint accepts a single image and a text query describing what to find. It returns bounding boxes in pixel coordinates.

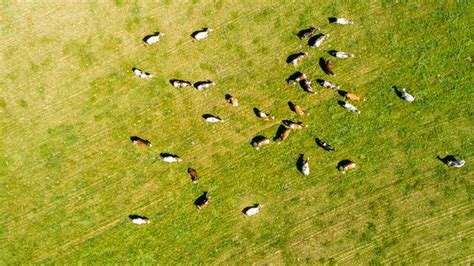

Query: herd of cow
[127,17,465,225]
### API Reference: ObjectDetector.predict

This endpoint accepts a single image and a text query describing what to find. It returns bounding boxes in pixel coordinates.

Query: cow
[160,153,182,163]
[301,157,310,176]
[325,59,335,75]
[143,32,164,45]
[274,125,291,143]
[191,28,212,40]
[132,67,153,79]
[317,79,340,90]
[315,138,335,151]
[339,101,361,114]
[337,160,356,173]
[195,192,211,210]
[194,80,215,91]
[130,136,152,148]
[170,79,192,88]
[254,108,275,120]
[394,87,415,102]
[242,204,261,216]
[188,168,199,183]
[203,114,224,123]
[129,215,150,225]
[297,27,318,39]
[288,52,308,65]
[338,90,364,101]
[328,17,354,25]
[447,159,465,168]
[288,101,307,116]
[286,71,307,85]
[299,79,316,94]
[252,136,270,150]
[308,33,328,48]
[329,50,354,59]
[225,94,239,107]
[283,120,305,130]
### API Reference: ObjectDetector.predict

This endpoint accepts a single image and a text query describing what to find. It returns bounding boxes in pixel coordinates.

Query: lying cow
[283,120,305,130]
[191,28,212,40]
[337,160,356,173]
[132,67,153,79]
[170,79,192,88]
[252,137,270,150]
[195,192,211,210]
[299,79,316,94]
[129,215,150,225]
[203,114,224,123]
[130,136,152,148]
[160,153,182,163]
[308,33,328,48]
[328,17,354,25]
[298,27,318,39]
[288,52,308,66]
[317,79,340,90]
[143,32,164,45]
[339,101,361,114]
[194,80,215,91]
[338,90,364,101]
[225,94,239,107]
[242,204,261,216]
[188,168,199,183]
[330,50,354,59]
[254,108,275,120]
[286,71,307,85]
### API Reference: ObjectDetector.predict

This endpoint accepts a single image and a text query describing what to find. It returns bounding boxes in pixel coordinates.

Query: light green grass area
[1,0,473,264]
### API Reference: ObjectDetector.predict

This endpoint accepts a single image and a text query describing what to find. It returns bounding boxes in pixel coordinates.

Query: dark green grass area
[0,1,472,264]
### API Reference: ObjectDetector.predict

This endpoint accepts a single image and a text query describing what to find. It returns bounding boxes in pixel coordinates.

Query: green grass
[1,0,473,264]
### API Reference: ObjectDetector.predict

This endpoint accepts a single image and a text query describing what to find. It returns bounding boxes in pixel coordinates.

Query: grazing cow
[279,127,291,142]
[132,67,153,79]
[283,120,305,130]
[328,17,354,25]
[317,79,340,90]
[170,79,192,88]
[339,101,361,114]
[161,153,182,163]
[308,33,328,48]
[316,138,335,151]
[274,125,291,143]
[288,52,308,65]
[225,94,239,107]
[203,114,224,123]
[143,32,164,45]
[330,50,354,59]
[298,27,318,39]
[254,108,275,120]
[130,136,152,148]
[195,192,211,210]
[191,28,212,40]
[299,79,316,94]
[129,215,150,225]
[338,90,364,101]
[286,71,307,85]
[194,80,215,91]
[288,101,307,116]
[243,204,261,216]
[337,160,356,173]
[395,87,415,102]
[301,157,310,176]
[188,168,199,183]
[325,59,335,75]
[448,159,465,168]
[253,137,270,150]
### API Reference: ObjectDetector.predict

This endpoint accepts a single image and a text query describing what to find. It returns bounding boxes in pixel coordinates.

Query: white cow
[243,204,261,216]
[143,32,164,45]
[340,101,361,114]
[192,28,212,40]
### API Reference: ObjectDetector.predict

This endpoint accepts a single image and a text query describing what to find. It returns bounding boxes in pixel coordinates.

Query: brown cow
[225,94,239,107]
[130,136,152,148]
[188,168,198,183]
[283,120,305,130]
[289,102,307,116]
[337,160,356,174]
[338,90,364,101]
[325,59,335,75]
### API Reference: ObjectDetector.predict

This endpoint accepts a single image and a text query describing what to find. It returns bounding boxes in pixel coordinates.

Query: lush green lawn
[1,0,472,264]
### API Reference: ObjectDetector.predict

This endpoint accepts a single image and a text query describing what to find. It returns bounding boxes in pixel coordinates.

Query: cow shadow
[160,152,178,158]
[128,214,148,220]
[202,114,219,120]
[308,33,324,47]
[288,101,297,113]
[253,107,263,117]
[130,136,150,144]
[328,17,338,23]
[328,50,339,57]
[194,191,208,207]
[436,155,456,165]
[319,57,329,74]
[316,79,326,87]
[338,90,349,97]
[273,124,288,141]
[225,94,233,101]
[296,154,305,171]
[392,85,405,99]
[337,100,347,107]
[242,204,259,214]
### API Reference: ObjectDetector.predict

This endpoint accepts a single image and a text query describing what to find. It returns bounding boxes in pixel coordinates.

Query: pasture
[0,0,472,264]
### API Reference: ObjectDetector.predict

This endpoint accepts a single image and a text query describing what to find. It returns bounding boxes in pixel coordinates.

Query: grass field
[1,0,473,264]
